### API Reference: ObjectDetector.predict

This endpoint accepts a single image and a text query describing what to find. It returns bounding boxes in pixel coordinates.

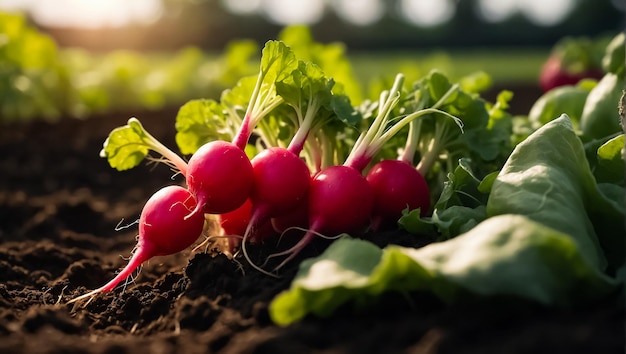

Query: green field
[350,48,548,86]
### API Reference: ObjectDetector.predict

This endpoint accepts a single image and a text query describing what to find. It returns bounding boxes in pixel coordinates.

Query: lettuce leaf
[270,215,618,326]
[487,114,625,271]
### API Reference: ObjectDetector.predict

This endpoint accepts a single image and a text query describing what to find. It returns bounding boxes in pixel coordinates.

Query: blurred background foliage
[0,0,623,123]
[22,0,623,51]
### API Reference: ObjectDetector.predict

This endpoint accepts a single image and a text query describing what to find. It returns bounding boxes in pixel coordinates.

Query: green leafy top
[174,99,237,155]
[172,40,360,172]
[278,25,363,104]
[231,40,298,150]
[101,118,188,175]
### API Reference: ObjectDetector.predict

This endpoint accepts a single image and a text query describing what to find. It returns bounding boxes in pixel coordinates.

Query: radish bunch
[70,41,296,301]
[74,40,467,304]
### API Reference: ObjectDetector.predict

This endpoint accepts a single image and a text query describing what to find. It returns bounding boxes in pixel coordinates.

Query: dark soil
[0,104,624,354]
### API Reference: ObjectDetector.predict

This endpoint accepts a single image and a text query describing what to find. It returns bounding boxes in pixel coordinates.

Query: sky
[0,0,583,29]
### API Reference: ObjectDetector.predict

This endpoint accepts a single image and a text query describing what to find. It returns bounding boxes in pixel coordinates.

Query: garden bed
[0,104,623,354]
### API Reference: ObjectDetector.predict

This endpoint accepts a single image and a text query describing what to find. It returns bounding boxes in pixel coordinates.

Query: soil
[0,102,624,354]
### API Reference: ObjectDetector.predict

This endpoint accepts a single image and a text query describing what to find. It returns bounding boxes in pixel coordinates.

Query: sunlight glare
[0,0,163,28]
[478,0,576,26]
[398,0,456,27]
[331,0,385,26]
[220,0,262,16]
[521,0,576,26]
[261,0,324,25]
[477,0,517,23]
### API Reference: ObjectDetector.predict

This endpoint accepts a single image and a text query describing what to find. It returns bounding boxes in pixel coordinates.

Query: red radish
[219,198,253,237]
[270,165,374,270]
[217,198,253,252]
[68,185,205,304]
[539,55,602,92]
[240,147,311,275]
[308,165,373,235]
[538,36,605,93]
[249,147,311,218]
[366,159,430,230]
[271,198,309,234]
[218,198,276,251]
[242,147,312,245]
[185,140,254,218]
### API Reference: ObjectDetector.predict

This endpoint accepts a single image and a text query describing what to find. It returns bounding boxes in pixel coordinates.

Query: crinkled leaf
[580,72,625,140]
[278,61,331,103]
[221,75,256,109]
[459,71,492,94]
[528,84,592,129]
[430,205,486,240]
[174,99,234,155]
[398,215,617,302]
[433,158,484,211]
[275,61,334,120]
[595,134,625,183]
[602,32,625,75]
[100,118,151,171]
[398,208,437,236]
[260,40,298,84]
[330,93,362,127]
[464,90,514,162]
[487,114,625,270]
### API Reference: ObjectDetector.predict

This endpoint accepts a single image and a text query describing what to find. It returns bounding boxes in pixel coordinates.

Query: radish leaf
[175,99,235,155]
[101,118,188,174]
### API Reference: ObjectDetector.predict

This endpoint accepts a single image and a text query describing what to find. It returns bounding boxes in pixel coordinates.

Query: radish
[308,165,374,235]
[539,39,604,93]
[363,104,430,231]
[240,147,311,275]
[68,185,205,304]
[238,60,359,274]
[185,140,254,218]
[249,147,311,218]
[366,159,430,230]
[242,147,311,242]
[219,198,253,238]
[271,198,309,234]
[269,164,374,270]
[217,198,277,251]
[216,198,253,253]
